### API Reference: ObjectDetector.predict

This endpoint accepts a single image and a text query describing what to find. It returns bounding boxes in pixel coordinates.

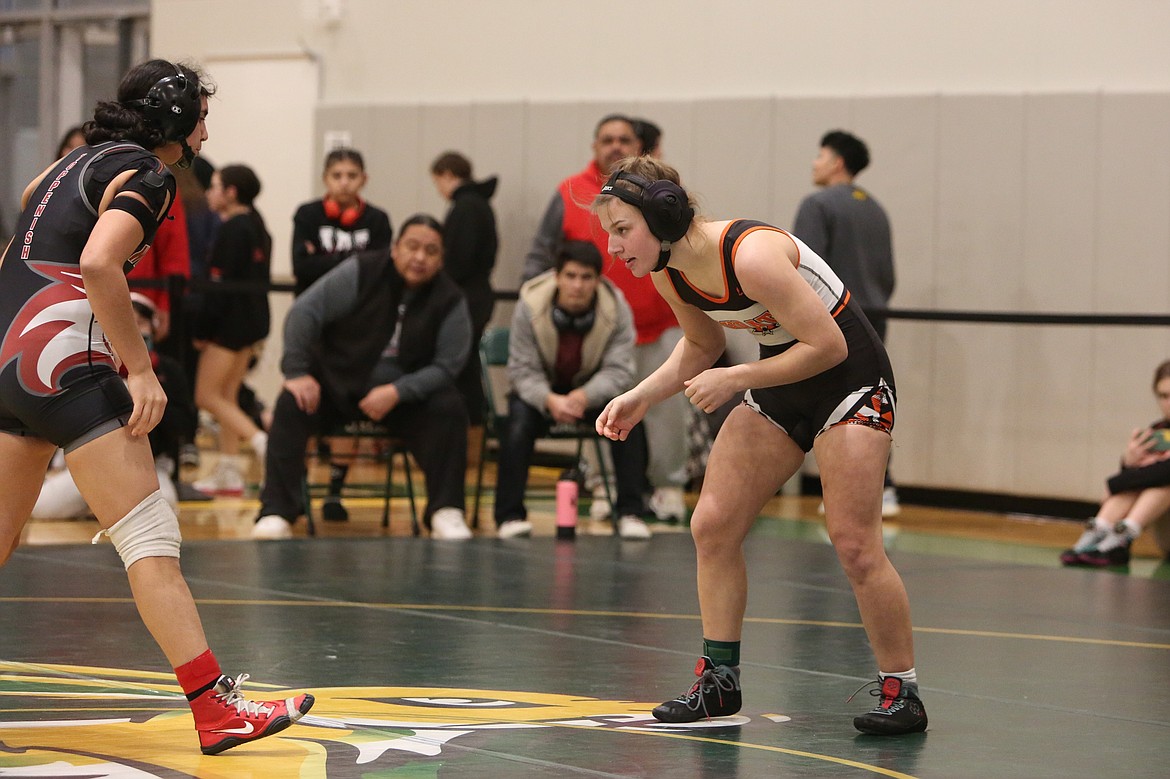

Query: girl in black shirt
[192,164,271,495]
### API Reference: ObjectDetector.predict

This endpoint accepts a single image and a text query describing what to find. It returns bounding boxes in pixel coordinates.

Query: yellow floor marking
[4,597,1167,651]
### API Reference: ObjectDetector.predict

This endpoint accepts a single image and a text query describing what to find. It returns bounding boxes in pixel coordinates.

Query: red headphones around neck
[323,197,366,227]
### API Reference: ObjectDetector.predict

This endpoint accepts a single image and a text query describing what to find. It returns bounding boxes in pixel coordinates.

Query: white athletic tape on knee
[90,490,182,569]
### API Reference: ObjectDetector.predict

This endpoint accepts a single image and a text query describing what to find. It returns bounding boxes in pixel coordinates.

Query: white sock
[1120,517,1142,538]
[879,667,917,684]
[1093,515,1113,532]
[1097,524,1133,552]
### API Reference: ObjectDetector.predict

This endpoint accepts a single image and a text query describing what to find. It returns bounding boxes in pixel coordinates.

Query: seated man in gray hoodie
[496,241,651,539]
[252,214,474,540]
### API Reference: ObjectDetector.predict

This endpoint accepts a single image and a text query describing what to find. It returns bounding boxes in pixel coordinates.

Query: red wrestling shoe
[190,673,314,755]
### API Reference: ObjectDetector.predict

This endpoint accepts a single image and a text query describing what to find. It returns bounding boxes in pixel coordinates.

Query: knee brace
[91,490,182,569]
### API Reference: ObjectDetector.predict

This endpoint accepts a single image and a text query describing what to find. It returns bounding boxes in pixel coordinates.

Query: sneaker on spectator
[649,486,688,523]
[431,507,472,540]
[189,672,314,755]
[590,484,613,520]
[652,656,741,723]
[178,443,201,469]
[496,519,533,539]
[852,676,928,735]
[321,496,349,522]
[618,515,652,540]
[176,481,214,502]
[1075,522,1134,567]
[1060,519,1110,565]
[193,457,245,497]
[251,515,293,540]
[881,487,901,517]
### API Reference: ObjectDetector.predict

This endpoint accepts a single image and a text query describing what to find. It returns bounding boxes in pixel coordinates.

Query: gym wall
[152,0,1170,502]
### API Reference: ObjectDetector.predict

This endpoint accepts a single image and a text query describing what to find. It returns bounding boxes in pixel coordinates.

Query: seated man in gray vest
[253,214,474,540]
[496,241,651,539]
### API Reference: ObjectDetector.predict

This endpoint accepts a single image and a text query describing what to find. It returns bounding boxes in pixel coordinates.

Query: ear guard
[600,170,693,243]
[600,170,693,271]
[124,65,201,168]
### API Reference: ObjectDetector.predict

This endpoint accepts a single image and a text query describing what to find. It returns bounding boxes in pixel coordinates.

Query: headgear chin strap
[600,170,694,272]
[176,138,195,169]
[654,243,674,272]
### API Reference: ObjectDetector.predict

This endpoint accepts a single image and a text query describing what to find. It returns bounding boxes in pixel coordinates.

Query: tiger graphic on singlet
[664,219,896,452]
[0,142,173,449]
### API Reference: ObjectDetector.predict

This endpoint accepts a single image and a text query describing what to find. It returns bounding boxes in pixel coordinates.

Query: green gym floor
[1,489,1168,777]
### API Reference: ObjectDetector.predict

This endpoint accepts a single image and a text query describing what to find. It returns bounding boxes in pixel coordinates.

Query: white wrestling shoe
[431,507,473,540]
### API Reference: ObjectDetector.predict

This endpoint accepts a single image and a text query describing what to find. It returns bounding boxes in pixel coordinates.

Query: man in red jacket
[522,115,691,525]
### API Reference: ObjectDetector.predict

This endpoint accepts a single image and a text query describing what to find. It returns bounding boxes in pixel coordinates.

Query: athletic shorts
[744,378,896,453]
[742,304,896,452]
[0,364,133,452]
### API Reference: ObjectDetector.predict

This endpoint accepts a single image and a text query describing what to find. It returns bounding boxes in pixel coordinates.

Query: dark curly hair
[83,59,214,150]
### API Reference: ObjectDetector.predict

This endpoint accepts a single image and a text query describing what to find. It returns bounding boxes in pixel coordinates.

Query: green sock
[703,638,740,668]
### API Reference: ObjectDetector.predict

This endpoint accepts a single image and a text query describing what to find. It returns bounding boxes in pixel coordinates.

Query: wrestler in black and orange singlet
[664,219,895,451]
[0,142,173,450]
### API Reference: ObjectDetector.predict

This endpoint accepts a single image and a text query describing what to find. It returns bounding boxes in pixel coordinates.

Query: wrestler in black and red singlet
[0,142,173,449]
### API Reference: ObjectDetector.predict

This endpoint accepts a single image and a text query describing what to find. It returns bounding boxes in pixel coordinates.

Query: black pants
[455,286,495,426]
[259,385,468,523]
[494,393,647,524]
[1107,459,1170,495]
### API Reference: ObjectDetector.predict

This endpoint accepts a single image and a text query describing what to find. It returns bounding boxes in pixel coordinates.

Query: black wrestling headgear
[600,170,694,271]
[124,65,201,167]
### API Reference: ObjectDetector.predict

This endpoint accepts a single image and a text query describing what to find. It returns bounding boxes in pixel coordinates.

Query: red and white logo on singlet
[0,261,113,396]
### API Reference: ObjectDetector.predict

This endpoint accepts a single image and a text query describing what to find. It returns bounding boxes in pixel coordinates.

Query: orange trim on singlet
[673,222,793,304]
[730,225,802,275]
[672,222,736,304]
[830,289,851,318]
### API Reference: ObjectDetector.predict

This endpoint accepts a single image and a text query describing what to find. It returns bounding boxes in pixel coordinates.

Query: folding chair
[301,420,419,537]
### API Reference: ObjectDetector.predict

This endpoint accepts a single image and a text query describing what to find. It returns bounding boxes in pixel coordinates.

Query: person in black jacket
[252,214,474,541]
[431,151,498,432]
[292,148,393,296]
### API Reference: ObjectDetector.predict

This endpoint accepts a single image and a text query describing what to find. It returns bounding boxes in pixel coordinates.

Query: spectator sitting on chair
[252,214,474,540]
[496,241,651,540]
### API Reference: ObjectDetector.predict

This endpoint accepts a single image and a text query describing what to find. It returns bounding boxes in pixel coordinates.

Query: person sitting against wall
[1062,359,1170,567]
[251,214,475,541]
[496,241,652,540]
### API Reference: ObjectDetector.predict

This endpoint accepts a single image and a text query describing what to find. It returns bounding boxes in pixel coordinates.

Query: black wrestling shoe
[852,676,928,735]
[652,656,741,723]
[321,496,349,522]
